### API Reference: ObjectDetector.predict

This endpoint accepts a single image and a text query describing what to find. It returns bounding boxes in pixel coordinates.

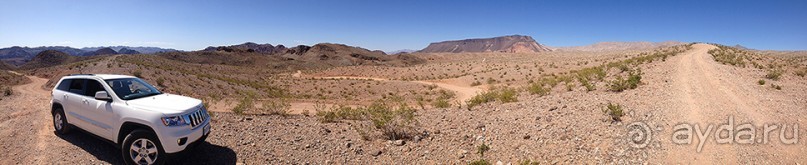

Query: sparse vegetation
[608,69,642,92]
[603,103,624,122]
[316,99,418,140]
[2,86,11,96]
[470,81,482,86]
[757,79,766,85]
[765,68,784,80]
[771,84,782,90]
[466,86,518,109]
[469,159,491,165]
[477,143,490,157]
[232,96,253,115]
[260,99,291,117]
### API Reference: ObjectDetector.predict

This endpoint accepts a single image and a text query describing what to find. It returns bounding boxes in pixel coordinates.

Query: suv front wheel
[122,129,166,165]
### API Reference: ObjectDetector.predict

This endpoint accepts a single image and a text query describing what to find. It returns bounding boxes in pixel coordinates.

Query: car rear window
[56,79,72,91]
[67,79,85,95]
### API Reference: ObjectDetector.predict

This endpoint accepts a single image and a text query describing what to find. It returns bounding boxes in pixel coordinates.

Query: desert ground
[1,43,806,164]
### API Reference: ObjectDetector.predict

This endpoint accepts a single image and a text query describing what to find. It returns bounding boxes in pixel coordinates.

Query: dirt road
[660,44,804,163]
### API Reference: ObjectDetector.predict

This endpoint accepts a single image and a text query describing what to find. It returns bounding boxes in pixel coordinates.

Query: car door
[63,79,90,129]
[80,79,117,140]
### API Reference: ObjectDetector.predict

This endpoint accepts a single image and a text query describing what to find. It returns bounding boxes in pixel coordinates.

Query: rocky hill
[81,48,118,56]
[117,48,141,54]
[18,50,87,70]
[555,41,686,51]
[195,42,423,67]
[419,35,552,53]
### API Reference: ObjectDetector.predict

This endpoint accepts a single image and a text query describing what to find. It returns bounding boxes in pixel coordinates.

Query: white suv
[50,74,210,165]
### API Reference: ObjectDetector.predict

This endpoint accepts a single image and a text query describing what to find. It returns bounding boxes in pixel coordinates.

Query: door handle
[82,99,88,104]
[63,94,67,99]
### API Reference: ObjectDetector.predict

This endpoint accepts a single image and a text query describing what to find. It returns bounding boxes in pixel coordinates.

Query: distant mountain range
[0,46,179,66]
[553,41,687,51]
[419,35,552,53]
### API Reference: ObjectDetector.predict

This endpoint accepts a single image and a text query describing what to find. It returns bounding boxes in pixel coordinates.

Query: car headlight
[162,116,188,126]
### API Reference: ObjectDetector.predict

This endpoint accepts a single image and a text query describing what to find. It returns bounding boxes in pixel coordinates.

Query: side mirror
[95,91,112,101]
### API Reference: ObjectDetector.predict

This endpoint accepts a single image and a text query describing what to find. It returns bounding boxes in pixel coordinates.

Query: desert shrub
[757,79,766,85]
[469,159,491,165]
[317,99,418,140]
[156,77,165,87]
[232,96,253,115]
[486,77,497,84]
[470,81,482,86]
[2,86,11,96]
[795,67,807,77]
[431,98,451,108]
[519,160,540,165]
[603,103,624,122]
[477,143,490,157]
[527,82,550,96]
[132,70,143,78]
[765,69,784,80]
[466,86,518,109]
[608,69,642,92]
[261,99,291,117]
[771,84,782,90]
[579,77,596,91]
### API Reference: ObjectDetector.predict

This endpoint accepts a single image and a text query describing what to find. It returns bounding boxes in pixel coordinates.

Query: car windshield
[104,78,162,100]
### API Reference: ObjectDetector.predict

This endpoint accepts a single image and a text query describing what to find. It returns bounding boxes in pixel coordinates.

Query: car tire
[122,129,166,165]
[52,108,72,134]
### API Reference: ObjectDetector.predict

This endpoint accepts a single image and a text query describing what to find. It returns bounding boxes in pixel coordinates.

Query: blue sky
[1,0,805,51]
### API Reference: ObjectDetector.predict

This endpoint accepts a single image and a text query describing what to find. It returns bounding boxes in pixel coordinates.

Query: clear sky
[1,0,805,51]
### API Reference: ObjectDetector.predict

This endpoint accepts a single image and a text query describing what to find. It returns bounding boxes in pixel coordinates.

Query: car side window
[84,80,107,97]
[56,79,72,91]
[68,79,86,95]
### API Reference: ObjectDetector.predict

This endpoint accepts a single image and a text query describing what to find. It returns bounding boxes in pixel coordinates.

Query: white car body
[50,74,210,153]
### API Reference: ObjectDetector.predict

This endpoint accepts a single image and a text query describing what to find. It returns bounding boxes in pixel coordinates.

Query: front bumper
[157,119,211,153]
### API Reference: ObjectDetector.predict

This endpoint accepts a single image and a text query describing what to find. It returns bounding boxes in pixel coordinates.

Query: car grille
[188,108,208,128]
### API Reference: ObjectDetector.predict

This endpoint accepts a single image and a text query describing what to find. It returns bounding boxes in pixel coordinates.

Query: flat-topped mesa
[419,35,552,53]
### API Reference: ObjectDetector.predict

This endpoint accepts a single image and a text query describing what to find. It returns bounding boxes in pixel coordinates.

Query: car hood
[126,93,202,115]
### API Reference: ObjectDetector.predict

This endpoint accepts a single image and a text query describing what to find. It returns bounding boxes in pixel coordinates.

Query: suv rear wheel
[122,129,166,165]
[52,108,72,134]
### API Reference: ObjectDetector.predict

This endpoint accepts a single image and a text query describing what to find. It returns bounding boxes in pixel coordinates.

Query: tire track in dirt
[0,76,57,164]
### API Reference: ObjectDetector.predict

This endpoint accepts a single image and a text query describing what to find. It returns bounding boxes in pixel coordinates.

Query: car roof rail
[69,74,94,76]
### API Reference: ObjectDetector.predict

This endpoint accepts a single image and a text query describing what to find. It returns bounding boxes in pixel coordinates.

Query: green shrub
[603,103,624,122]
[432,98,451,108]
[477,143,490,157]
[527,83,550,96]
[466,87,518,109]
[470,81,482,86]
[757,79,766,85]
[608,69,642,92]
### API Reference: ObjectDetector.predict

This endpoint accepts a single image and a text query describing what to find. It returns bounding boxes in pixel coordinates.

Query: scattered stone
[549,106,558,111]
[371,150,382,157]
[394,140,405,146]
[523,135,531,140]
